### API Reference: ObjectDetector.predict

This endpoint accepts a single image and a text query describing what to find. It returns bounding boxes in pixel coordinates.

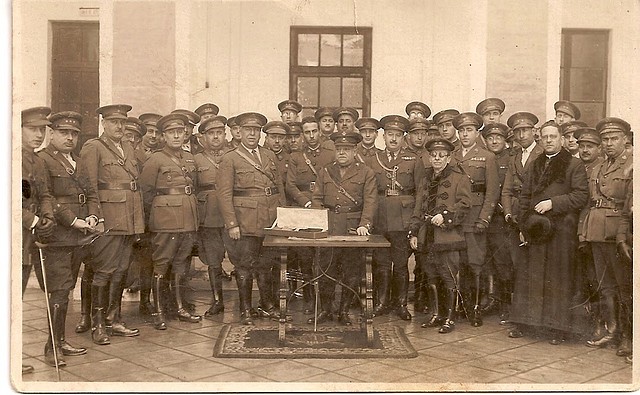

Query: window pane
[300,108,316,119]
[342,78,363,107]
[573,102,604,127]
[343,35,364,67]
[297,77,318,107]
[570,33,606,68]
[319,77,341,107]
[569,68,605,101]
[298,34,319,66]
[320,34,341,66]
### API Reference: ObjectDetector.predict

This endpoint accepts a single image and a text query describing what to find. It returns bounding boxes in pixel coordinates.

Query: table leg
[313,247,320,332]
[278,248,288,346]
[364,248,374,345]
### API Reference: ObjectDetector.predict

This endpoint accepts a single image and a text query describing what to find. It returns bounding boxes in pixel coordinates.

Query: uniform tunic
[355,143,380,167]
[287,144,335,207]
[485,149,513,282]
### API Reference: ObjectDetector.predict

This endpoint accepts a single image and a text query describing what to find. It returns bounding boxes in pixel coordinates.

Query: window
[290,26,372,118]
[560,29,609,127]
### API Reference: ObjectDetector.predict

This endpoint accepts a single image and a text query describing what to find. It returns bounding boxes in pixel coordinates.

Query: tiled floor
[16,266,634,391]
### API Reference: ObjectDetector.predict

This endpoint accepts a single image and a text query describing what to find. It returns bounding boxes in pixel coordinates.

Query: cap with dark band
[507,112,539,130]
[482,122,509,138]
[287,121,303,135]
[408,118,431,133]
[433,109,460,125]
[554,100,581,120]
[426,137,455,152]
[263,120,291,135]
[157,113,189,133]
[22,107,52,127]
[355,117,380,131]
[226,116,237,128]
[314,107,334,120]
[560,120,588,136]
[330,130,362,145]
[139,113,163,128]
[332,107,359,122]
[380,115,410,133]
[452,112,483,130]
[236,112,268,128]
[476,98,505,116]
[49,111,82,132]
[96,104,132,120]
[574,127,601,145]
[199,115,228,133]
[278,100,303,114]
[194,103,220,118]
[125,117,147,136]
[596,117,631,135]
[171,109,200,126]
[405,101,431,118]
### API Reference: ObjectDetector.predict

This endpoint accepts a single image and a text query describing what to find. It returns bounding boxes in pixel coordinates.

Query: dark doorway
[51,21,99,153]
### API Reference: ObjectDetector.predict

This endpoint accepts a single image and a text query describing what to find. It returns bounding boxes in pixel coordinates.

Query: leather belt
[378,189,414,196]
[98,181,138,191]
[471,184,486,193]
[296,182,315,192]
[198,183,216,191]
[156,186,193,196]
[234,186,279,197]
[590,199,622,209]
[324,204,362,214]
[55,194,87,204]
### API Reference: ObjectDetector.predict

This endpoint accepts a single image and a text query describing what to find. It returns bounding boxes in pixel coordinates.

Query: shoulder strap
[302,152,319,177]
[323,167,359,206]
[97,139,138,180]
[160,150,193,182]
[234,148,276,184]
[41,149,77,179]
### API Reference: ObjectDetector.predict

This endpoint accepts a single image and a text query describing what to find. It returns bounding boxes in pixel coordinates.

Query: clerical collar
[545,151,561,159]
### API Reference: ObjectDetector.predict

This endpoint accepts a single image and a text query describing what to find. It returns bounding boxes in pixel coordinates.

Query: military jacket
[488,150,511,234]
[37,146,101,246]
[139,147,198,233]
[287,144,335,207]
[616,168,633,245]
[194,149,226,228]
[501,142,544,221]
[78,135,144,235]
[576,156,604,241]
[271,149,290,196]
[581,152,632,242]
[452,143,500,231]
[355,143,380,167]
[368,148,425,232]
[217,145,285,236]
[22,148,53,231]
[312,161,377,235]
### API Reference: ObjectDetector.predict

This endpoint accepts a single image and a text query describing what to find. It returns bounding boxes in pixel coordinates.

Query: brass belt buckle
[78,193,86,205]
[130,180,138,191]
[184,185,192,195]
[386,189,400,196]
[594,199,602,208]
[265,187,272,196]
[309,181,315,192]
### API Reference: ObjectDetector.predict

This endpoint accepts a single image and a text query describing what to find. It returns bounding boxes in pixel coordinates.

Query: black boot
[338,283,358,326]
[58,300,86,356]
[481,275,500,315]
[439,288,457,334]
[91,285,110,345]
[395,272,412,321]
[139,288,155,316]
[162,275,177,318]
[151,274,167,330]
[372,269,391,317]
[44,303,67,367]
[106,279,140,337]
[302,279,315,315]
[469,274,483,327]
[616,302,632,356]
[256,270,278,320]
[586,295,618,348]
[174,273,201,322]
[422,284,443,328]
[75,278,92,333]
[499,280,512,325]
[204,266,225,318]
[236,272,254,325]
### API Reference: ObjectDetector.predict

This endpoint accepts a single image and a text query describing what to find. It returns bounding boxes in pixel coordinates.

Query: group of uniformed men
[21,96,633,374]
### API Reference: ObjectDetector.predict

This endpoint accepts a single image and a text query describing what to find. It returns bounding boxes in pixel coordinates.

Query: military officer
[560,120,588,158]
[479,123,512,318]
[172,109,203,154]
[139,113,164,156]
[476,98,506,126]
[354,117,381,166]
[78,104,144,344]
[37,111,99,366]
[409,138,471,334]
[368,115,424,320]
[217,112,286,325]
[554,100,581,126]
[617,167,633,364]
[263,120,291,199]
[195,103,220,125]
[334,107,359,134]
[310,130,377,325]
[21,106,55,374]
[582,118,632,358]
[405,101,431,120]
[226,116,242,150]
[278,99,303,124]
[433,109,461,152]
[315,107,336,142]
[123,117,147,173]
[286,121,306,153]
[405,118,431,160]
[451,112,500,327]
[139,113,201,330]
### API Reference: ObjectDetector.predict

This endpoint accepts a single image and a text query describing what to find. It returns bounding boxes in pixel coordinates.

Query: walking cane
[32,229,61,381]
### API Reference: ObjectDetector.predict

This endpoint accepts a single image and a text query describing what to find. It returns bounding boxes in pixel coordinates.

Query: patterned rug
[213,324,417,359]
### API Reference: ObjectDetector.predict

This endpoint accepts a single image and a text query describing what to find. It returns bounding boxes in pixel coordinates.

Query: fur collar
[530,148,572,195]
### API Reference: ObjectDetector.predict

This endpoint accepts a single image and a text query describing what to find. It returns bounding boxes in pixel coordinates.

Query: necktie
[115,143,124,157]
[64,153,76,170]
[251,149,261,167]
[521,148,529,167]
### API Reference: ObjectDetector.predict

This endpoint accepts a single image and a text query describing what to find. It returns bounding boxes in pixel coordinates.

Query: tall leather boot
[616,302,631,356]
[256,270,278,320]
[587,294,619,348]
[75,277,92,333]
[236,272,254,325]
[44,303,67,367]
[395,272,412,321]
[162,275,177,318]
[151,274,167,330]
[174,273,201,322]
[469,274,483,327]
[91,285,110,345]
[204,266,224,318]
[139,288,154,316]
[58,300,86,356]
[588,300,606,341]
[179,273,197,314]
[481,275,500,315]
[338,280,358,326]
[439,288,457,334]
[372,269,391,316]
[422,284,443,328]
[499,280,512,325]
[302,279,315,315]
[106,278,139,337]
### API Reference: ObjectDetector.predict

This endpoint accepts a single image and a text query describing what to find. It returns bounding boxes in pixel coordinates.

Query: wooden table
[263,234,390,346]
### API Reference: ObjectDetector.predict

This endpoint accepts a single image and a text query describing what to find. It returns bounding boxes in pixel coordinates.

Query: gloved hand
[35,216,55,241]
[474,220,489,233]
[618,241,632,263]
[577,241,589,253]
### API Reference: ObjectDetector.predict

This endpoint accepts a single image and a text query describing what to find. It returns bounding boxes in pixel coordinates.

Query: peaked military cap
[432,109,460,125]
[405,101,431,118]
[355,117,380,131]
[49,111,82,132]
[278,100,303,114]
[452,112,483,130]
[235,112,268,128]
[96,104,132,120]
[554,100,581,120]
[332,107,359,122]
[330,130,362,146]
[408,118,431,133]
[596,117,631,135]
[482,122,509,138]
[139,113,163,127]
[507,112,539,130]
[171,109,200,126]
[476,98,505,116]
[574,127,601,145]
[22,106,52,127]
[226,116,237,128]
[125,117,147,136]
[380,115,410,133]
[287,121,303,135]
[426,137,455,152]
[157,113,189,133]
[194,103,220,118]
[314,107,334,120]
[263,120,291,135]
[559,120,588,136]
[199,115,228,133]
